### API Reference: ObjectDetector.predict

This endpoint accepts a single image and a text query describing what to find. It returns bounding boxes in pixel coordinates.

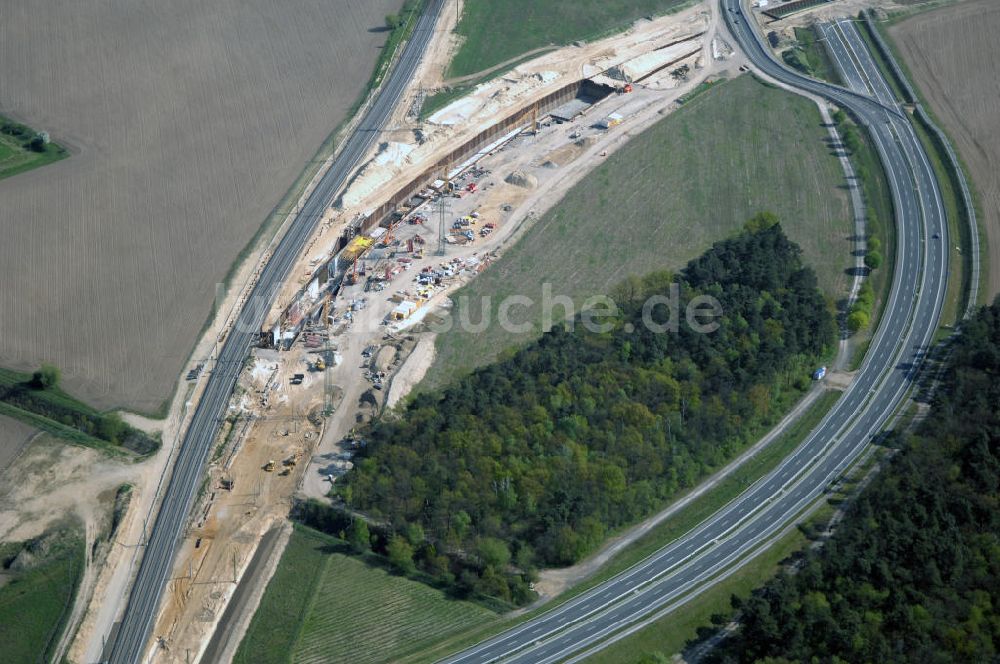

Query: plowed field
[0,0,401,412]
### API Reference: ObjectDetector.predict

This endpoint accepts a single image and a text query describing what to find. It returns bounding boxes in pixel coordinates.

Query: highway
[439,2,950,662]
[103,2,445,661]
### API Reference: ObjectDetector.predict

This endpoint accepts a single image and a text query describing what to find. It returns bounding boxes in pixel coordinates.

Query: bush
[847,310,870,333]
[865,250,883,270]
[782,49,810,76]
[348,519,370,553]
[476,538,510,570]
[97,413,126,445]
[842,125,862,154]
[30,364,60,390]
[846,280,875,335]
[386,536,415,574]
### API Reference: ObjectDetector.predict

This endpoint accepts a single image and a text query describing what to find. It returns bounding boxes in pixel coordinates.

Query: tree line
[0,365,158,455]
[319,220,835,604]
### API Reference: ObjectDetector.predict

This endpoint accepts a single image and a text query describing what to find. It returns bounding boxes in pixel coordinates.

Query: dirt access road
[161,9,723,656]
[890,0,1000,301]
[0,0,401,413]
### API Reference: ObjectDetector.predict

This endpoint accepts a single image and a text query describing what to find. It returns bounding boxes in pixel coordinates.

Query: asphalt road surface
[439,2,949,662]
[103,2,445,662]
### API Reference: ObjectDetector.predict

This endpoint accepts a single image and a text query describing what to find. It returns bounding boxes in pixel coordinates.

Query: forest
[331,220,835,603]
[711,298,1000,662]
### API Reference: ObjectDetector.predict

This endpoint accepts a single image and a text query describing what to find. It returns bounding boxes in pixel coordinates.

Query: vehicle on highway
[437,3,950,662]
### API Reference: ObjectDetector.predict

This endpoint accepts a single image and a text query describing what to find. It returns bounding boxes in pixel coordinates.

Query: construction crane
[346,259,359,285]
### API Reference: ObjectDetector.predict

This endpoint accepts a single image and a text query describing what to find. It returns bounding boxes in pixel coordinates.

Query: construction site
[140,3,739,660]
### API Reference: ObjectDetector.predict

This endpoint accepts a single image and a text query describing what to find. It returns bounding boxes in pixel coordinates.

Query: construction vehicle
[278,467,292,477]
[315,356,326,371]
[263,460,275,472]
[345,259,360,285]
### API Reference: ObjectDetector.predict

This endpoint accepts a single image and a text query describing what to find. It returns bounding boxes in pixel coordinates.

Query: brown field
[890,0,1000,301]
[0,0,401,413]
[0,415,36,471]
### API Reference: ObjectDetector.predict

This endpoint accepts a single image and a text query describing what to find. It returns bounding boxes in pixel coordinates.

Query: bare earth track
[0,0,401,412]
[889,0,1000,300]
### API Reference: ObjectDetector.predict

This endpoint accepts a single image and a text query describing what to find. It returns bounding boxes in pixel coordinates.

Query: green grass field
[785,26,843,84]
[0,528,84,664]
[447,0,692,79]
[235,526,498,664]
[0,117,67,180]
[422,75,854,389]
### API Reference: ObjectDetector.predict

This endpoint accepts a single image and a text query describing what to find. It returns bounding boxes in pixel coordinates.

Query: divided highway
[104,2,445,661]
[439,2,949,662]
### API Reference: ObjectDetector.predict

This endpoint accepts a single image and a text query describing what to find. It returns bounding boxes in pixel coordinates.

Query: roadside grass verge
[883,0,960,25]
[369,1,426,95]
[398,389,842,663]
[583,446,893,663]
[854,17,910,102]
[675,78,721,104]
[862,14,983,317]
[909,112,969,328]
[0,527,84,664]
[235,525,497,664]
[555,390,841,595]
[783,26,843,84]
[0,368,157,456]
[421,83,476,121]
[0,116,68,180]
[423,74,855,390]
[584,526,810,663]
[446,0,694,79]
[833,115,896,370]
